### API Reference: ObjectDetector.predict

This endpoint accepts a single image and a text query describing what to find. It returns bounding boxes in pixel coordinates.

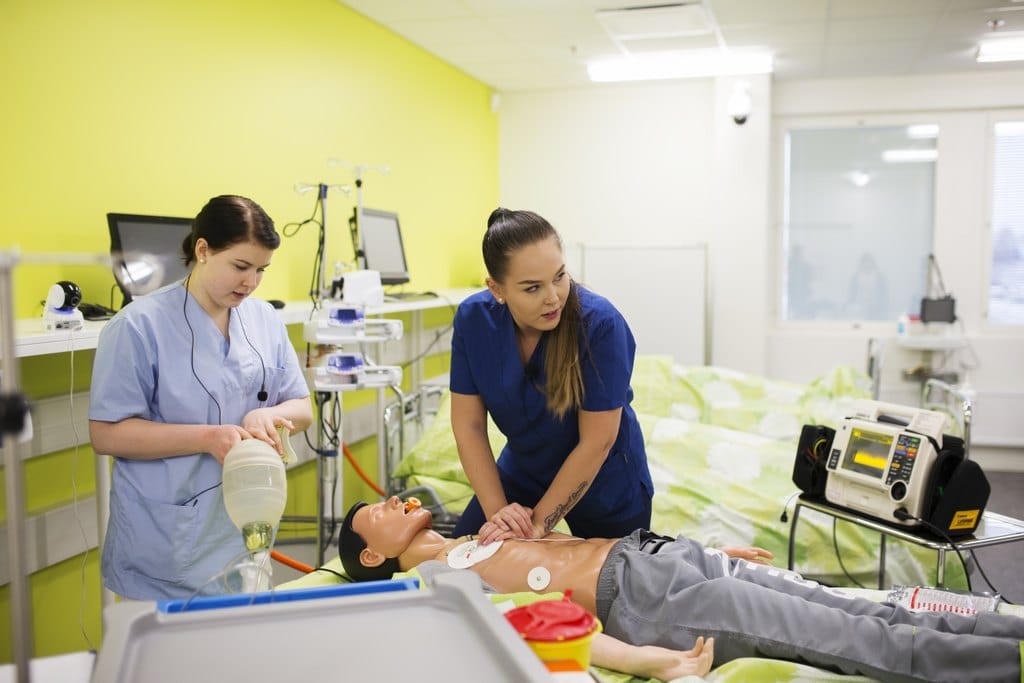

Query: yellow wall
[1,0,495,662]
[0,0,495,316]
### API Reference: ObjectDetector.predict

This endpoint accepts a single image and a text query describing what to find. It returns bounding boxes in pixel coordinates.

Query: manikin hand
[720,546,775,565]
[590,633,715,681]
[241,408,295,456]
[478,503,534,545]
[209,425,252,464]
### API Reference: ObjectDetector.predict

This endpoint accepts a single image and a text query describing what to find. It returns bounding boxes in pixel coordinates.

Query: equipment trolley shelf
[91,572,552,682]
[787,494,1024,588]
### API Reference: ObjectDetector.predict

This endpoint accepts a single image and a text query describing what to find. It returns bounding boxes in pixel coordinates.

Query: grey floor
[969,470,1024,605]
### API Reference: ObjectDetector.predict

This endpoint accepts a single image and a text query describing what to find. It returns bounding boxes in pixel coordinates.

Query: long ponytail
[544,280,584,418]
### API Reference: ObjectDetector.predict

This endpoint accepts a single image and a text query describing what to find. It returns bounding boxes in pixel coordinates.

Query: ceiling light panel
[976,35,1024,62]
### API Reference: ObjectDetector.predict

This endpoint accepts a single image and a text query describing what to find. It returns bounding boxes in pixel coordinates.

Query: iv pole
[327,160,389,270]
[327,160,395,497]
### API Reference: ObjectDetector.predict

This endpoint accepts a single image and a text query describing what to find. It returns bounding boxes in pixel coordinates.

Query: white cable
[67,326,97,651]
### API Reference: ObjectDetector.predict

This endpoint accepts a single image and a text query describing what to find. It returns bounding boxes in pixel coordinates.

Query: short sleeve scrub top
[449,285,653,537]
[89,281,309,600]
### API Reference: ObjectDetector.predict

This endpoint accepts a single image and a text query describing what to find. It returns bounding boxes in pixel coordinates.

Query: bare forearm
[532,408,621,534]
[532,443,606,534]
[455,431,506,516]
[451,392,507,516]
[270,397,313,432]
[90,418,223,460]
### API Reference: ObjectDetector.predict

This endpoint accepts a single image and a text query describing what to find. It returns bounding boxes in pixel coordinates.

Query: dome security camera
[728,81,752,126]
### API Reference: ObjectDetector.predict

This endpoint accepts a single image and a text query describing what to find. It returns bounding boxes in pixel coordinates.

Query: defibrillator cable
[831,518,868,589]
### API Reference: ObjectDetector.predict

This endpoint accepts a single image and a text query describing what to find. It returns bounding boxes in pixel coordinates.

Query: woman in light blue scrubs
[89,195,312,600]
[450,208,653,543]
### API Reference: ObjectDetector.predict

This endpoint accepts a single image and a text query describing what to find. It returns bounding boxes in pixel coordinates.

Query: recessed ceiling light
[977,36,1024,62]
[587,50,773,82]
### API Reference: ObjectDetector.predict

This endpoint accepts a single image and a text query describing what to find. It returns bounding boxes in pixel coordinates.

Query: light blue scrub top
[89,280,309,600]
[450,286,653,523]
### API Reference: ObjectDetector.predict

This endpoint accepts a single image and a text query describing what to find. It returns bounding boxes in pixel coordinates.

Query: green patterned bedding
[378,357,983,680]
[394,357,966,589]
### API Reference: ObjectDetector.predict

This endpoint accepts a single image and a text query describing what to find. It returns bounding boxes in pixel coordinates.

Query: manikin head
[338,497,441,581]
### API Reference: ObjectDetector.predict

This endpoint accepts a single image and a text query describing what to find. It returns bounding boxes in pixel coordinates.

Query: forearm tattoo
[543,481,588,534]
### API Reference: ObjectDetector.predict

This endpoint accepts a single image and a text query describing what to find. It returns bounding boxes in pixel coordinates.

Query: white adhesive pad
[527,566,551,591]
[447,539,503,569]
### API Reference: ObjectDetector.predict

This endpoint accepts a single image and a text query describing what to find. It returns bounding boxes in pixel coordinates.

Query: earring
[200,259,206,264]
[498,298,504,304]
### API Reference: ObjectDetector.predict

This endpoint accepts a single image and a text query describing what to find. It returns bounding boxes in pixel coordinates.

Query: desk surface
[15,288,477,358]
[795,495,1024,551]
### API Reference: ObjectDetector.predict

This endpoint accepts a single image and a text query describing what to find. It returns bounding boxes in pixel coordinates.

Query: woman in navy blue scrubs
[450,208,653,543]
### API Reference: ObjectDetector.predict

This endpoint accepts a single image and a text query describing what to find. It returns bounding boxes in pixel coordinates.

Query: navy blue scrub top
[449,286,653,522]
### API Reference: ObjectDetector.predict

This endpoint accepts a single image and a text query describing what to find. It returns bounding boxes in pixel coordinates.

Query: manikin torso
[432,533,616,614]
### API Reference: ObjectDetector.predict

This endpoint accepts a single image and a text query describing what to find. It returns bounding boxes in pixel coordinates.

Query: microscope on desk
[42,280,84,330]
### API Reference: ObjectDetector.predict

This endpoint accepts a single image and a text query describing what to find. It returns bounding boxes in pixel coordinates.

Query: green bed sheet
[394,358,966,589]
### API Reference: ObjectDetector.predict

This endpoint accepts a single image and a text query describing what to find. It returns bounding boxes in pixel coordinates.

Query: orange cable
[342,440,386,497]
[270,550,315,574]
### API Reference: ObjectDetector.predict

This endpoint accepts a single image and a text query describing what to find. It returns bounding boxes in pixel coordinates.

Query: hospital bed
[390,356,972,589]
[280,356,998,682]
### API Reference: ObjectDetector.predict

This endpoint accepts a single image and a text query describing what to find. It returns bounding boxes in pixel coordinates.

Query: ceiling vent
[596,3,713,44]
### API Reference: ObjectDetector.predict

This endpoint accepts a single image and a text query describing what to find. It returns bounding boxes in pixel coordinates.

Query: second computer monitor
[359,208,410,286]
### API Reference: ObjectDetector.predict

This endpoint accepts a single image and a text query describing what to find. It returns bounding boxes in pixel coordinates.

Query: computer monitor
[107,213,193,307]
[357,208,410,286]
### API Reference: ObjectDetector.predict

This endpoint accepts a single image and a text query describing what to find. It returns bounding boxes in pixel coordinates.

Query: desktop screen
[359,208,410,285]
[107,213,193,307]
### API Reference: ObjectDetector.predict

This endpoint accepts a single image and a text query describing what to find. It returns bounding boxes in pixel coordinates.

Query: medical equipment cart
[787,494,1024,588]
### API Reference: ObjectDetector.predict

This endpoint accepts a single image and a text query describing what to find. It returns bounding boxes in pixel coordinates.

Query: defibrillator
[797,400,990,537]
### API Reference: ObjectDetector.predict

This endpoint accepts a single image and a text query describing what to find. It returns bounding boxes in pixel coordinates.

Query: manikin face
[488,236,570,337]
[353,496,433,564]
[193,238,273,311]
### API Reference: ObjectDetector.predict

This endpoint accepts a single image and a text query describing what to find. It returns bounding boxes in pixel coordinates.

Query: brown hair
[483,208,583,418]
[181,195,280,266]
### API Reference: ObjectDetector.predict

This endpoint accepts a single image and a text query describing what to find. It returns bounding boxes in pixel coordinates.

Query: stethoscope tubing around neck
[182,275,268,408]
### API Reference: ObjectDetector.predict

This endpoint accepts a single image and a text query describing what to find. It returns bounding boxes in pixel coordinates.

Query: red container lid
[504,598,598,642]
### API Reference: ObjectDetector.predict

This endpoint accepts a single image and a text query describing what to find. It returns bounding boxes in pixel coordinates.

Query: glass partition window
[989,121,1024,326]
[783,125,937,322]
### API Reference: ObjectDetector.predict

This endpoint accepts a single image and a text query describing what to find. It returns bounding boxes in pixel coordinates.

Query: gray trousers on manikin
[595,530,1023,683]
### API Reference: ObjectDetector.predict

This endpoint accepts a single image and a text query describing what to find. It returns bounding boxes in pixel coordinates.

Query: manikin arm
[590,633,715,681]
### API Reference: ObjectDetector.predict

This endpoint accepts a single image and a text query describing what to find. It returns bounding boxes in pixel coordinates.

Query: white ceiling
[340,0,1024,91]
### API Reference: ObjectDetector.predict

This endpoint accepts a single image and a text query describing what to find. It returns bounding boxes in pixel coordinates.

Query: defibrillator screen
[842,428,892,479]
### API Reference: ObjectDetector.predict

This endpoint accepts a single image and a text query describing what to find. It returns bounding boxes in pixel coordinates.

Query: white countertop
[15,288,478,358]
